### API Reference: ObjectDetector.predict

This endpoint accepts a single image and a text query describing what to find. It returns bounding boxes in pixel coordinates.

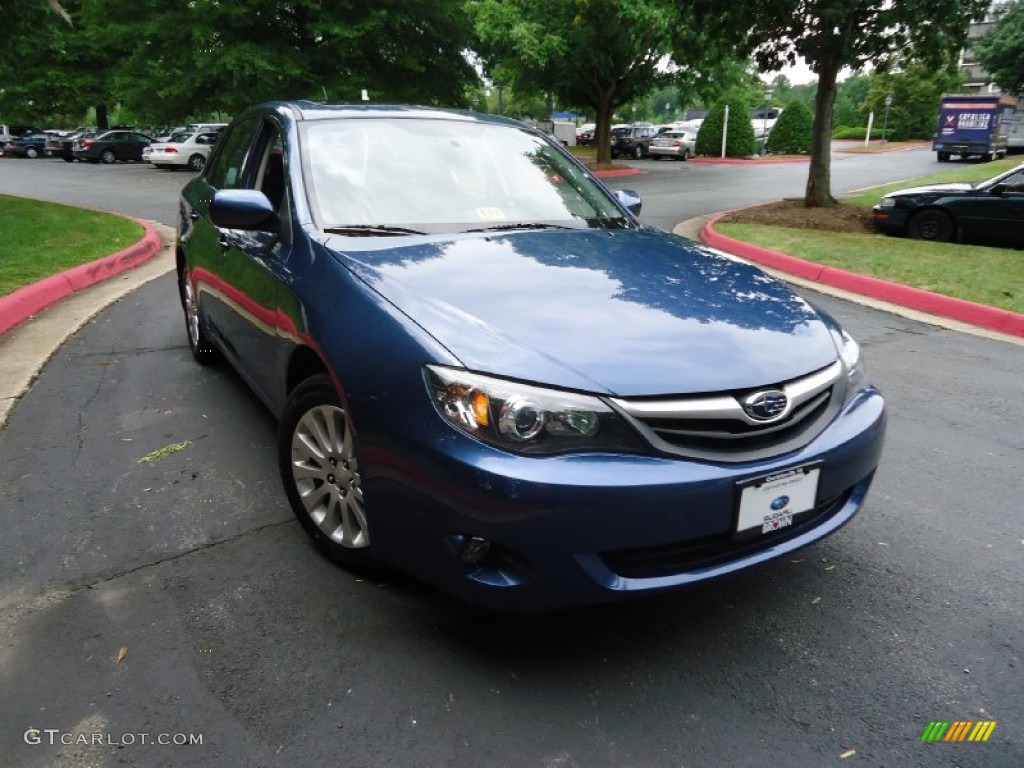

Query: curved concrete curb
[689,156,808,165]
[0,218,162,336]
[701,214,1024,338]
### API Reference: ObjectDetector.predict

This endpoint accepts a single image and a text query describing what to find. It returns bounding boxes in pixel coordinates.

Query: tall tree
[471,0,738,164]
[974,0,1024,96]
[697,0,989,206]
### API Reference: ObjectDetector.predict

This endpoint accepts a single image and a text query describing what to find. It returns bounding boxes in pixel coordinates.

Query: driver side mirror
[211,189,279,232]
[991,183,1007,196]
[615,189,642,216]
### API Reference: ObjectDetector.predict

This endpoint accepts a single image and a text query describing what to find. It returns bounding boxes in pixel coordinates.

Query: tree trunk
[96,104,109,130]
[595,93,614,165]
[805,60,841,207]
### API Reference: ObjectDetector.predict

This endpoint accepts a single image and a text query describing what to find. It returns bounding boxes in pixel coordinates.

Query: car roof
[241,100,529,130]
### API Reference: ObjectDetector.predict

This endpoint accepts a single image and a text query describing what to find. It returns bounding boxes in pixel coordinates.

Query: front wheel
[633,144,643,160]
[937,152,950,162]
[25,147,40,159]
[179,267,219,364]
[907,209,954,242]
[279,375,377,571]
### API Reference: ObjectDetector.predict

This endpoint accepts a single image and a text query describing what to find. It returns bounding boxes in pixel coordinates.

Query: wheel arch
[286,345,332,398]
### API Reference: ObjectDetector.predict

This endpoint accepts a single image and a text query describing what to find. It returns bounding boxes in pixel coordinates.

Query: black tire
[62,156,74,163]
[651,154,662,161]
[278,374,378,572]
[681,149,690,161]
[187,153,205,172]
[937,152,950,162]
[87,158,99,164]
[633,144,643,160]
[25,146,40,159]
[907,209,955,242]
[101,149,116,164]
[178,266,219,365]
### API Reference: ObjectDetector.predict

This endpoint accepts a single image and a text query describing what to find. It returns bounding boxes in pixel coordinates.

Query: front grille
[610,362,844,462]
[600,488,852,579]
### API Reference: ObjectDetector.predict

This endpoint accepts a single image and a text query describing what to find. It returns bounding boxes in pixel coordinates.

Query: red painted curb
[701,215,1024,338]
[592,167,642,178]
[0,218,162,336]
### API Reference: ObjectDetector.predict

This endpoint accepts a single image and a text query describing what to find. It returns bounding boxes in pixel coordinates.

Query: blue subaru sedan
[177,101,886,614]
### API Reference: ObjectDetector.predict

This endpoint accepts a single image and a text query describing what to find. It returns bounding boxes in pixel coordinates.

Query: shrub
[766,100,813,154]
[695,100,757,157]
[831,126,895,140]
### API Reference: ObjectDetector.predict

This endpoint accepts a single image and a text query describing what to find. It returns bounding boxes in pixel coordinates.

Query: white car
[648,130,696,161]
[147,124,226,171]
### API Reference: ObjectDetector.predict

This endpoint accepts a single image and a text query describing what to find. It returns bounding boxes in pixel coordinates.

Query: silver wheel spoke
[291,402,368,549]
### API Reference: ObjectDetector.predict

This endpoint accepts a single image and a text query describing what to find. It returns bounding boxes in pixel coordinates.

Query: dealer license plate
[736,464,821,534]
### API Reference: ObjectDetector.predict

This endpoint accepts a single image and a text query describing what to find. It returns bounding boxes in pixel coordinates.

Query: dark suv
[610,125,660,159]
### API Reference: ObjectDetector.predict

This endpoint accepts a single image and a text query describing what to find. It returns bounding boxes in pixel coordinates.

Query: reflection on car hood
[886,182,974,198]
[332,228,839,396]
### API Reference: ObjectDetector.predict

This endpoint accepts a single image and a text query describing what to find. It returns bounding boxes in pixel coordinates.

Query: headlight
[835,329,867,394]
[877,197,896,209]
[425,365,648,455]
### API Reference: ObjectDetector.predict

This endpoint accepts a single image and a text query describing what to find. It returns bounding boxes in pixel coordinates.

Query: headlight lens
[425,365,647,455]
[877,197,896,209]
[836,329,867,394]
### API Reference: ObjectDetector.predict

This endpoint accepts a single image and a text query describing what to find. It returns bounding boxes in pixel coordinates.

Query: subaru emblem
[742,389,789,422]
[770,495,790,511]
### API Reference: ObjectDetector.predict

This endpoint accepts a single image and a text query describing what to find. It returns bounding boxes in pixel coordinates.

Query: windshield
[303,117,630,234]
[167,131,193,143]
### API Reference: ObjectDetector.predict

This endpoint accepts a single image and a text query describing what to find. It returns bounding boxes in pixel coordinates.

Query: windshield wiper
[324,224,426,236]
[462,222,574,233]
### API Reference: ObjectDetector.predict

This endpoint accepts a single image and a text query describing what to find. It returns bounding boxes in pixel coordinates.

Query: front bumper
[360,386,886,614]
[871,206,909,235]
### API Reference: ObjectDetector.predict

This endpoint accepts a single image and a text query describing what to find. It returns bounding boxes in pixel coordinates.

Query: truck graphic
[932,93,1017,162]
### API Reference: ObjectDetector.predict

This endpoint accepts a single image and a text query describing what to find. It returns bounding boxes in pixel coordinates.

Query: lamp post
[882,95,893,145]
[761,88,774,155]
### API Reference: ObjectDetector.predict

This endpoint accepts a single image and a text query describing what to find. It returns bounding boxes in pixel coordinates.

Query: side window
[206,118,261,189]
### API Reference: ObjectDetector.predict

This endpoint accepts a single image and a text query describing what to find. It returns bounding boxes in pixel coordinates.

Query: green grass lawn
[0,194,143,296]
[716,157,1024,313]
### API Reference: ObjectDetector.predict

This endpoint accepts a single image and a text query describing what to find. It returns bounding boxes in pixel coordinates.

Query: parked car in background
[648,130,696,161]
[45,127,96,161]
[72,130,154,163]
[2,132,48,158]
[176,100,886,614]
[576,123,595,145]
[148,124,226,171]
[611,124,660,159]
[872,162,1024,246]
[0,124,43,155]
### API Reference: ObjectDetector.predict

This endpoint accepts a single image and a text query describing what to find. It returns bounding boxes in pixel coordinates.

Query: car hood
[885,182,974,198]
[331,228,840,396]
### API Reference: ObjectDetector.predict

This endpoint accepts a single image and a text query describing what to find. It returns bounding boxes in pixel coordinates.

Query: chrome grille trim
[607,361,845,462]
[610,361,842,426]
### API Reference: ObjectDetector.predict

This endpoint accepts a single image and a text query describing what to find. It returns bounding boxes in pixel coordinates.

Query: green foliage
[832,74,869,127]
[695,100,757,157]
[690,0,990,204]
[974,0,1024,95]
[766,100,813,153]
[831,126,891,140]
[471,0,744,163]
[0,0,480,126]
[863,64,962,141]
